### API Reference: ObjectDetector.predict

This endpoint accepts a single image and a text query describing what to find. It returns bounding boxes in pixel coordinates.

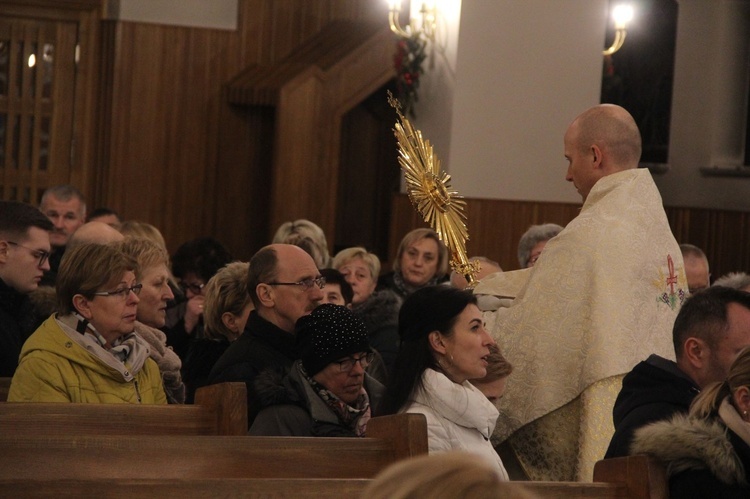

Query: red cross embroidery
[666,254,677,294]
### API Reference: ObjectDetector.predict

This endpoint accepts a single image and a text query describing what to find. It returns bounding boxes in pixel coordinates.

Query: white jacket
[402,368,509,480]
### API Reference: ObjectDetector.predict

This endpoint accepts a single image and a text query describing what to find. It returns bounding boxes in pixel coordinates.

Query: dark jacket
[605,354,700,458]
[0,279,42,377]
[376,271,448,300]
[181,337,231,404]
[352,290,401,380]
[207,311,297,426]
[632,413,750,499]
[249,361,384,437]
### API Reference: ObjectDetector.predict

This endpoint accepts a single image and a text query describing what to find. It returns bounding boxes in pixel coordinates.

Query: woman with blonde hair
[362,452,536,499]
[182,261,252,403]
[120,237,185,404]
[632,346,750,498]
[8,243,166,403]
[272,219,331,269]
[378,228,449,299]
[333,247,401,378]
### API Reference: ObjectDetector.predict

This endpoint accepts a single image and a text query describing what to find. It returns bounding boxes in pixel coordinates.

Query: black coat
[249,361,384,437]
[605,354,700,458]
[181,337,231,404]
[632,412,750,499]
[207,311,297,427]
[0,279,41,377]
[351,290,401,381]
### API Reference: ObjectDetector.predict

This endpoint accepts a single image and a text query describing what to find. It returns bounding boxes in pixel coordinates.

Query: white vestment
[479,169,688,481]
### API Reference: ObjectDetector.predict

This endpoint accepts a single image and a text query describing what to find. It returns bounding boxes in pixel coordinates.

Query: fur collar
[631,413,746,485]
[352,290,401,332]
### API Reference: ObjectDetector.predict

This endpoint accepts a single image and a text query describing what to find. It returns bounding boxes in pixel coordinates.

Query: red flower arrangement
[393,33,427,117]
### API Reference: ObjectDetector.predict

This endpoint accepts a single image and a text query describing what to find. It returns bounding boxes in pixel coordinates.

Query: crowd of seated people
[6,103,750,496]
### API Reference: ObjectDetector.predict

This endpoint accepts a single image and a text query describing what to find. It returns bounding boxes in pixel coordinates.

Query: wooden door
[0,17,78,204]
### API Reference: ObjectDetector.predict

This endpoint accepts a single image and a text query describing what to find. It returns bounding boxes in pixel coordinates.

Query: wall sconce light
[603,4,634,56]
[387,0,437,44]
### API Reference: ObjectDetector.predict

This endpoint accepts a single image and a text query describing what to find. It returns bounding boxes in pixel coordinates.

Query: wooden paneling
[98,0,390,258]
[388,193,750,280]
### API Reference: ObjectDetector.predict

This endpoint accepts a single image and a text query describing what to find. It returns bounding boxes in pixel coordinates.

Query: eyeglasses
[93,283,143,299]
[266,276,326,291]
[7,241,51,268]
[180,282,205,295]
[335,352,374,372]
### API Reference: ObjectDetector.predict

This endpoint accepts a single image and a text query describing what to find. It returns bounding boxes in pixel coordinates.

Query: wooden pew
[0,453,665,499]
[0,377,10,402]
[0,381,247,435]
[592,455,669,499]
[0,478,371,498]
[0,414,428,481]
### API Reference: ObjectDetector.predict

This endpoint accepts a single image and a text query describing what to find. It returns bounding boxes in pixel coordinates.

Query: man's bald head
[68,221,125,249]
[572,104,641,171]
[565,104,642,202]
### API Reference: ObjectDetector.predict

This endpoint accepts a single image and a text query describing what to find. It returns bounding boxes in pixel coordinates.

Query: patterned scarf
[392,271,440,298]
[298,363,371,436]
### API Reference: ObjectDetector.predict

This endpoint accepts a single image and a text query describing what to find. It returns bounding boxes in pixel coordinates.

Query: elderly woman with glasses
[8,243,167,403]
[249,304,384,437]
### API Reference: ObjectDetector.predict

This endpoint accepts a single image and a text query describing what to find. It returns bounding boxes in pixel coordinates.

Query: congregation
[4,103,750,498]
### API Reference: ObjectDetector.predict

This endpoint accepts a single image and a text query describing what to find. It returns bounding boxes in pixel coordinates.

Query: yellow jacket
[9,316,167,404]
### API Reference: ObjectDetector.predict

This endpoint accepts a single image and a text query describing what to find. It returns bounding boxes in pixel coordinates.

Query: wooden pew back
[0,413,428,481]
[0,478,371,498]
[0,377,10,402]
[0,382,248,436]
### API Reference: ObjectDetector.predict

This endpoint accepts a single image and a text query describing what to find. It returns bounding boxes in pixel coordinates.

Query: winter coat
[207,311,298,426]
[249,361,385,437]
[0,279,40,377]
[606,354,700,458]
[134,321,186,404]
[352,290,401,379]
[182,337,231,404]
[632,411,750,498]
[8,316,167,404]
[401,368,509,480]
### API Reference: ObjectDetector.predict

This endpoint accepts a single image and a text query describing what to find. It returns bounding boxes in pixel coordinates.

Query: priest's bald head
[564,104,642,202]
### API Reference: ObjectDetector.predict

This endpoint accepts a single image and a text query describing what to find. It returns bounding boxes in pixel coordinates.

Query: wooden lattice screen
[0,17,77,205]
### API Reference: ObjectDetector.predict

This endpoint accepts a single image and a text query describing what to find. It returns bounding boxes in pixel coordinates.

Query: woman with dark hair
[164,236,232,359]
[381,286,508,478]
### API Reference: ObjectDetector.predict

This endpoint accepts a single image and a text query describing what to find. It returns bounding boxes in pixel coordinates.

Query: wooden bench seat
[0,454,667,499]
[0,413,428,481]
[0,381,248,435]
[0,478,371,498]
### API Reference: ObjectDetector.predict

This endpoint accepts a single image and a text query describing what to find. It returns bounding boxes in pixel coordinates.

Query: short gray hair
[713,272,750,292]
[517,223,563,268]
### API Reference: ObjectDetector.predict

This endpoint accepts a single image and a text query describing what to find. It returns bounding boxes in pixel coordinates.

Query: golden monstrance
[387,91,479,288]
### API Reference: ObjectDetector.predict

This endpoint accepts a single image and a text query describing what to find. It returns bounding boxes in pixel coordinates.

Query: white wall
[408,0,463,174]
[106,0,238,30]
[446,0,608,203]
[420,0,750,210]
[653,0,750,211]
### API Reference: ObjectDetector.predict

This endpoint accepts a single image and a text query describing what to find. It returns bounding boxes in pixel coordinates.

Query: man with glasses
[208,244,324,426]
[250,304,383,436]
[0,201,53,376]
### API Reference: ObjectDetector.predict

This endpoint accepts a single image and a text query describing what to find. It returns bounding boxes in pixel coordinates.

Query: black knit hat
[296,304,371,376]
